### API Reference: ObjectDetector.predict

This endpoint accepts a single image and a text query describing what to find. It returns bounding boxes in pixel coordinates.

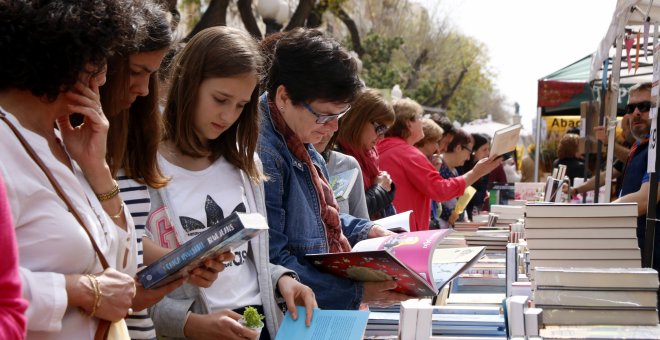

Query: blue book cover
[137,212,268,289]
[275,306,369,340]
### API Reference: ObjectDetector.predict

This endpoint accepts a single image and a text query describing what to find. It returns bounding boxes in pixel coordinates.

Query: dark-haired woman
[0,1,139,338]
[258,28,411,310]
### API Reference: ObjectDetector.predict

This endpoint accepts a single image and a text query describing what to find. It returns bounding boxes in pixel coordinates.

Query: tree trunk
[336,8,364,56]
[184,0,230,42]
[285,0,315,30]
[237,0,262,39]
[433,65,469,108]
[405,48,428,89]
[156,0,181,30]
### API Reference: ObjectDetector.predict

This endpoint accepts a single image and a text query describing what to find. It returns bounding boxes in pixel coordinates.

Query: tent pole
[603,33,624,203]
[534,107,542,182]
[643,21,659,269]
[584,84,595,203]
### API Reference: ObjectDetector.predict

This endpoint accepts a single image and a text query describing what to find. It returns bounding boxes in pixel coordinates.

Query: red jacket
[377,137,466,231]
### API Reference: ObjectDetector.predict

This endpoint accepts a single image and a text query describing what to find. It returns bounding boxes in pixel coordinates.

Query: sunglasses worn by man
[626,101,651,114]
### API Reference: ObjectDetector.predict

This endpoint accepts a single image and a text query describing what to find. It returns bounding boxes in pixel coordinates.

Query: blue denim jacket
[257,94,373,309]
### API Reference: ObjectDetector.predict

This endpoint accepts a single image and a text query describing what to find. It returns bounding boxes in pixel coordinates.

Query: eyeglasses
[461,145,473,153]
[372,122,388,136]
[626,101,651,114]
[302,102,351,124]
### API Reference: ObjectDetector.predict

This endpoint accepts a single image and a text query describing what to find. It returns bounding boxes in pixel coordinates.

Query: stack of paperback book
[533,267,659,326]
[524,203,641,269]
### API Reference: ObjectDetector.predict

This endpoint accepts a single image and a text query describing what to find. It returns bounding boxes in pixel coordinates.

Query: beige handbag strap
[0,112,113,339]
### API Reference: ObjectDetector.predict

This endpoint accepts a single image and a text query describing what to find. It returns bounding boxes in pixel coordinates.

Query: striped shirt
[117,170,156,340]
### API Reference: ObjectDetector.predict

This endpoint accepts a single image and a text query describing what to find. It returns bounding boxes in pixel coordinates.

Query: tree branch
[237,0,262,39]
[184,0,229,42]
[336,8,364,56]
[285,0,315,30]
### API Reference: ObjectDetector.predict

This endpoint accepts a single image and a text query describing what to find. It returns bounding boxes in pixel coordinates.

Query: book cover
[524,216,637,229]
[533,267,659,289]
[453,186,477,215]
[534,289,657,309]
[274,306,369,340]
[524,202,637,218]
[329,168,359,201]
[529,248,641,260]
[526,238,639,249]
[372,210,413,233]
[137,212,268,289]
[306,230,484,297]
[525,227,637,239]
[489,124,522,158]
[541,308,659,326]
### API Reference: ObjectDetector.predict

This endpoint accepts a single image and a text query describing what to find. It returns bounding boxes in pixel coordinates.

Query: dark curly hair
[0,0,138,100]
[264,28,362,104]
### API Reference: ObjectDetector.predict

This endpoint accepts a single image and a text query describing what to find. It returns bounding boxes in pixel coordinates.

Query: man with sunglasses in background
[611,82,660,310]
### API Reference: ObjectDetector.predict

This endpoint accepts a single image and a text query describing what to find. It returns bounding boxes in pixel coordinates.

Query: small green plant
[242,306,265,328]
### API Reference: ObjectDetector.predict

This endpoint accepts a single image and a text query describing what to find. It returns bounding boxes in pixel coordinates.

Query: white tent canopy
[461,117,531,138]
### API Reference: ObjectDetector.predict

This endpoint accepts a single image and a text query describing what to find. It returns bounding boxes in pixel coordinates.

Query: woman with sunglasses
[258,28,411,310]
[437,129,475,228]
[378,98,501,231]
[336,88,397,219]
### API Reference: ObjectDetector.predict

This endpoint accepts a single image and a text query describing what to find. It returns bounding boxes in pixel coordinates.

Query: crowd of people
[0,1,545,339]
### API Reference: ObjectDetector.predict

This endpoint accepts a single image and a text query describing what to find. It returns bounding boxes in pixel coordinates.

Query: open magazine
[306,229,485,297]
[373,210,413,233]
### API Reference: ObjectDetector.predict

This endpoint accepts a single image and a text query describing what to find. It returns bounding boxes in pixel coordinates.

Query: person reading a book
[146,27,317,340]
[313,131,370,219]
[378,98,502,231]
[258,28,411,310]
[437,129,474,228]
[98,2,232,338]
[0,1,141,338]
[336,88,397,219]
[457,133,492,220]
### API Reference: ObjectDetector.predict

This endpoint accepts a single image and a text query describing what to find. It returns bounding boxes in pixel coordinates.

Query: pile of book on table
[533,267,659,326]
[524,203,641,269]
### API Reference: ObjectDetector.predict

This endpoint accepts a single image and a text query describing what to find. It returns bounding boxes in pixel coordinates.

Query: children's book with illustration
[306,229,485,297]
[138,212,268,289]
[329,168,359,201]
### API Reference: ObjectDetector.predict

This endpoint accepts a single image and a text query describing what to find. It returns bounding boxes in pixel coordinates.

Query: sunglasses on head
[372,122,388,136]
[626,101,651,114]
[302,102,351,124]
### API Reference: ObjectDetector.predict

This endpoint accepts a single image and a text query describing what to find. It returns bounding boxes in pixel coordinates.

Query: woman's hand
[368,225,393,238]
[375,171,392,192]
[277,275,317,327]
[57,76,109,175]
[67,268,136,322]
[184,310,257,340]
[448,211,459,226]
[187,251,234,288]
[362,281,411,308]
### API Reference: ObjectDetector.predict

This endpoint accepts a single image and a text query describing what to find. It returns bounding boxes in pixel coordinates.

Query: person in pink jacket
[377,98,501,231]
[0,174,28,340]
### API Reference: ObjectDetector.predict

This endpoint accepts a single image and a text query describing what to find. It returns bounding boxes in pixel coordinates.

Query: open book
[137,212,268,289]
[373,210,413,233]
[274,306,369,340]
[489,124,522,158]
[329,168,359,201]
[306,229,485,297]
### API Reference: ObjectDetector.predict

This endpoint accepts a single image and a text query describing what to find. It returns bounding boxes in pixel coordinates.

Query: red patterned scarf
[338,139,380,189]
[268,100,351,253]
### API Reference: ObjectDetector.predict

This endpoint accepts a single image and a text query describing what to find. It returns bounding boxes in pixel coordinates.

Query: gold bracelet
[110,202,125,220]
[84,274,101,317]
[96,181,119,202]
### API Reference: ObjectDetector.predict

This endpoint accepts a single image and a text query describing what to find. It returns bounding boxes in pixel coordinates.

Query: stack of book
[452,252,507,293]
[533,267,659,326]
[490,205,525,226]
[524,203,641,269]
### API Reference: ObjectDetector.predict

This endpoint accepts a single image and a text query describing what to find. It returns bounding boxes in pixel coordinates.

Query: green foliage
[360,32,406,90]
[242,306,264,328]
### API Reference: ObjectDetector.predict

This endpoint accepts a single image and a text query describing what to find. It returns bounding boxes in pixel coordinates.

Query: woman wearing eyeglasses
[336,88,397,220]
[437,129,475,228]
[258,28,411,310]
[378,98,501,231]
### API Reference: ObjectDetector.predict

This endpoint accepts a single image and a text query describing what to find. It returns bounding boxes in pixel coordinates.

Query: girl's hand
[57,75,109,175]
[277,275,317,327]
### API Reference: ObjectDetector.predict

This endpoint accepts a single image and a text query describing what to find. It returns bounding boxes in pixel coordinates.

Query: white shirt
[0,108,136,339]
[158,153,261,310]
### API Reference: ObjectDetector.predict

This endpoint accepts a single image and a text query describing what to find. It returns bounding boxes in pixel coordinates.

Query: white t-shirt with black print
[158,153,261,310]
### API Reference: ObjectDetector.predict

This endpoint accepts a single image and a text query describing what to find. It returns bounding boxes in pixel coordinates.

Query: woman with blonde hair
[378,98,501,231]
